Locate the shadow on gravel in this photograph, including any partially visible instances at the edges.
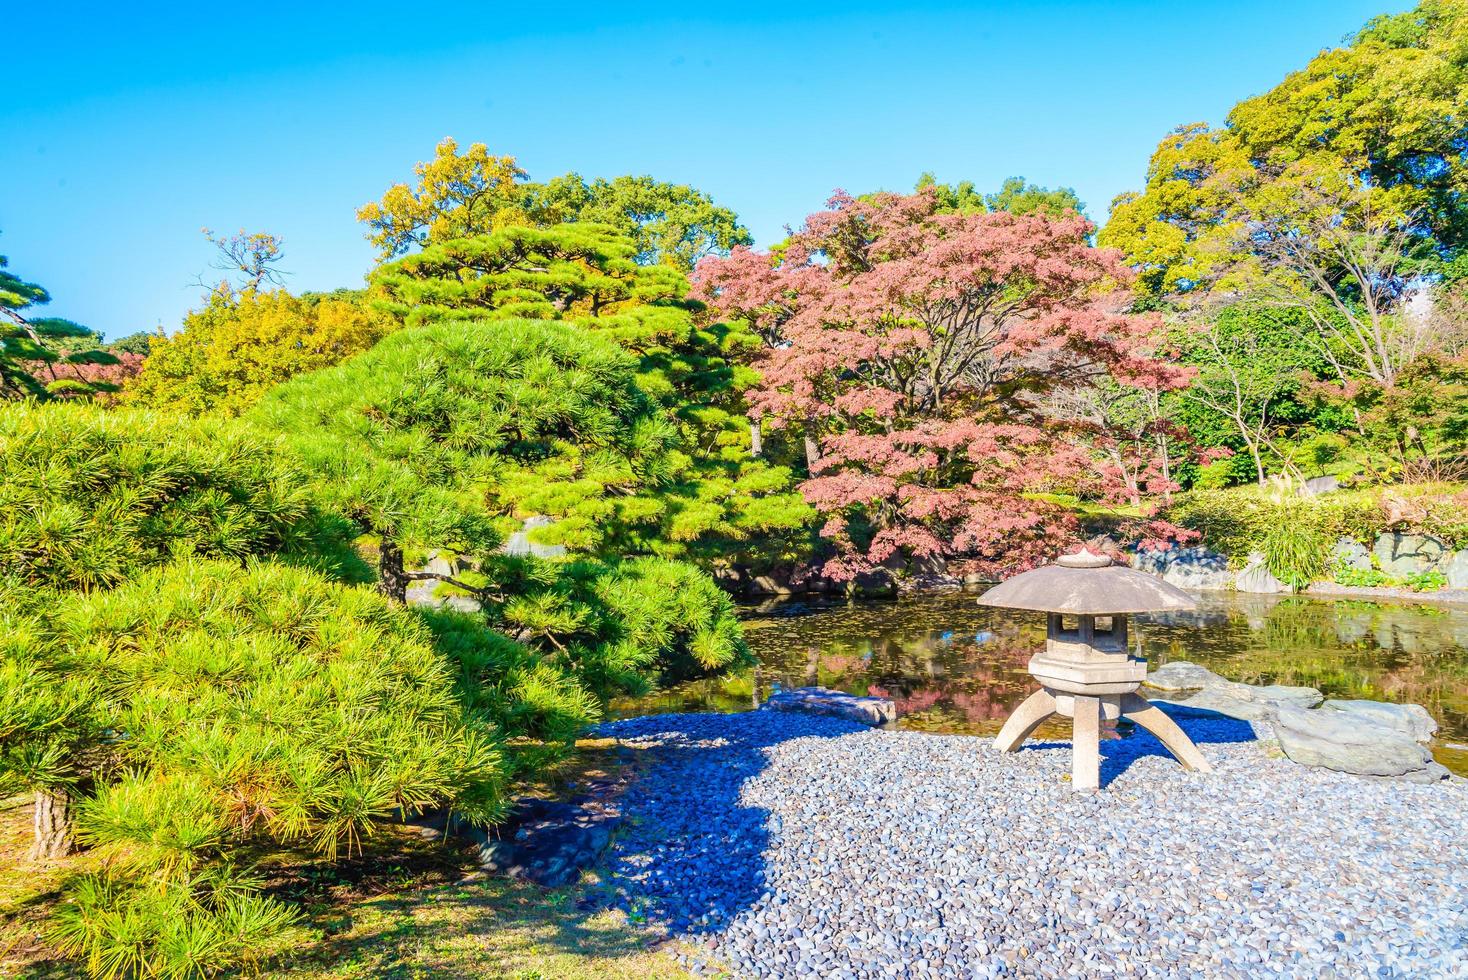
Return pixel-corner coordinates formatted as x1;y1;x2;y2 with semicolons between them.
1018;708;1258;788
595;712;863;936
1099;708;1258;787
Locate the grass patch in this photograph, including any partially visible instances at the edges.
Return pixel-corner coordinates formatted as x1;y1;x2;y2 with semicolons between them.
0;741;693;980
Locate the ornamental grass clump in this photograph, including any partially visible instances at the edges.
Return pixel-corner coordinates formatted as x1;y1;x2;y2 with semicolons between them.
1261;511;1331;590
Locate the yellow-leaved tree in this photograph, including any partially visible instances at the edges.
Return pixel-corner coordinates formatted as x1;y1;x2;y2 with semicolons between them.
128;287;397;416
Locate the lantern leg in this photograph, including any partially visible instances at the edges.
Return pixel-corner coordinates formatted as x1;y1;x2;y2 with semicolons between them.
1071;695;1101;792
994;688;1057;753
1120;693;1213;774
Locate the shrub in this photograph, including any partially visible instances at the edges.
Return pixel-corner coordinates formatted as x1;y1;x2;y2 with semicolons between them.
32;559;592;978
0;401;356;592
128;287;397;417
1164;488;1384;565
490;554;752;701
1330;564;1392;588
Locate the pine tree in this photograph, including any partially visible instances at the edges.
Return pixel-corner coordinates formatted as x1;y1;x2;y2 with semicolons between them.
369;223;814;571
1;253;121;401
248;317;679;602
41;559;593;978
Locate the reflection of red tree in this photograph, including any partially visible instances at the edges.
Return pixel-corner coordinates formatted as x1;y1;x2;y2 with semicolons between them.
821;652;866;675
868;685;945;714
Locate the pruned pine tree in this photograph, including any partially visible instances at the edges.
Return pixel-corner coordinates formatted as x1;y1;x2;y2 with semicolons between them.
369;223;813;570
44;559;593;979
248;317;679;602
0;402;353;593
1;253;121;401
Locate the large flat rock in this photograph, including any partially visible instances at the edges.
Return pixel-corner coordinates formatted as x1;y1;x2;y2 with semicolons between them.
1144;661;1323;715
763;687;895;726
1320;699;1438;743
1273;706;1449;783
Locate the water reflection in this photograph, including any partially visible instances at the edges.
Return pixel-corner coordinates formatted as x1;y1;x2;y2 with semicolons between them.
611;591;1468;774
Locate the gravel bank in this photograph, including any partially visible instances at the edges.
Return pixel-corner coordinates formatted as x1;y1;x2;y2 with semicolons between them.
596;710;1468;978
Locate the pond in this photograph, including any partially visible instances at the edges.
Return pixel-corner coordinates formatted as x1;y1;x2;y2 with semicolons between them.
613;591;1468;776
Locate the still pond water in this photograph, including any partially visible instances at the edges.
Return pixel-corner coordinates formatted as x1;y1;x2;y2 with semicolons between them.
614;591;1468;776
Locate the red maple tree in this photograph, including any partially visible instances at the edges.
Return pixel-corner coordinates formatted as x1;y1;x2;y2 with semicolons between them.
695;189;1191;579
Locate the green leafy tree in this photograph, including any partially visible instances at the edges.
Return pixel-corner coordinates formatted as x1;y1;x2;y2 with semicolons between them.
358;138;751;271
914;173;1084;216
356;138;529;260
523;172;752;271
1175;307;1319;485
1102;1;1468;300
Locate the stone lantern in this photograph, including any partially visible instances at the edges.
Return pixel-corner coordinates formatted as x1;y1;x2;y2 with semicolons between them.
977;549;1213;791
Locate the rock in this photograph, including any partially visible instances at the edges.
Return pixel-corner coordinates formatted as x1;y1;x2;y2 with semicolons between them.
763;687;895;726
1143;661;1322;722
476;798;619;888
502;515;567;559
1235;553;1291;594
1273;705;1446;781
1330;537;1373;573
1302;475;1340;496
422;549;463;578
1143;661;1219;692
749;574;795;596
1443;550;1468;589
1151;690;1282;725
442;594;483;614
1134;546;1232;591
1372;532;1447;578
852;569;898;597
1320;699;1438;743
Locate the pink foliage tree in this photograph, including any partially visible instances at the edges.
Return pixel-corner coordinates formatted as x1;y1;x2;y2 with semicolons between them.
695;189;1191;579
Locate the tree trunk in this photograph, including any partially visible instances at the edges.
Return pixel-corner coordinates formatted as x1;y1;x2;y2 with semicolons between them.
804;435;821;473
1158;433;1174;504
378;538;408;604
1243;436;1266;485
30;789;75;861
749;417;763;458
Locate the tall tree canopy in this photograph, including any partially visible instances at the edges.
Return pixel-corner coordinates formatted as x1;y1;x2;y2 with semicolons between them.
129;287;398;416
369;222;813;568
1102;0;1468;300
357;138;752;272
696;188;1187;578
915;173;1085;217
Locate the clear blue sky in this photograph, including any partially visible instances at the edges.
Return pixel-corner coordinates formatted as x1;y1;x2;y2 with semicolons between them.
3;0;1409;340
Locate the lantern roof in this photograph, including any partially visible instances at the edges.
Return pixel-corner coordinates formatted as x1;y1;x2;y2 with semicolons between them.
975;549;1198;615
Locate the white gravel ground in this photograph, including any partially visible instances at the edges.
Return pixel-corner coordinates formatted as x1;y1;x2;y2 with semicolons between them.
597;710;1468;979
